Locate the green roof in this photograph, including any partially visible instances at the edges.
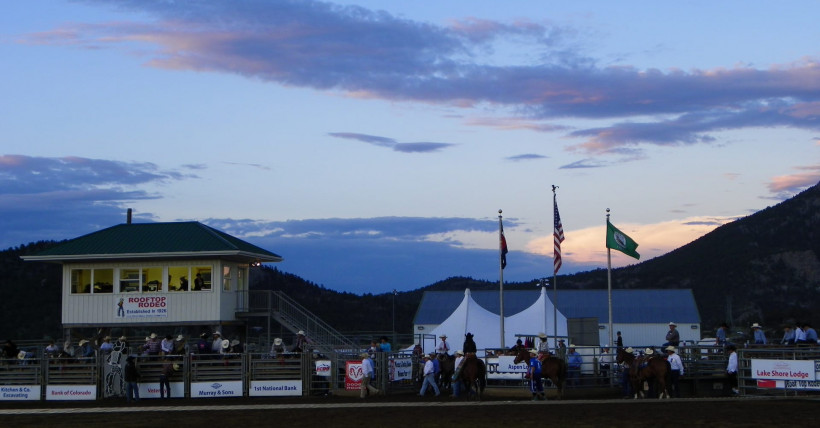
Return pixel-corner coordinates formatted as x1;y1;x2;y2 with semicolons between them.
22;222;283;263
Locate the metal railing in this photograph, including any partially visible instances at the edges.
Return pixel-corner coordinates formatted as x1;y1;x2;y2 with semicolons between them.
238;290;358;353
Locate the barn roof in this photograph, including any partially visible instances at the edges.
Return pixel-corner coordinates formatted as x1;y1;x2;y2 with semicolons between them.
413;289;700;325
21;221;283;263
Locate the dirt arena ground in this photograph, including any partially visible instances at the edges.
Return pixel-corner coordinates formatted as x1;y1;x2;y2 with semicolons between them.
2;390;818;428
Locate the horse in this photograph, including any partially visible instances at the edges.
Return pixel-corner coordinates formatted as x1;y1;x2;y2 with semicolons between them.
513;348;567;400
436;353;455;391
458;354;486;400
616;348;671;399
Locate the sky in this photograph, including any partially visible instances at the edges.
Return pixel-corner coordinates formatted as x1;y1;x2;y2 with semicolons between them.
1;0;818;294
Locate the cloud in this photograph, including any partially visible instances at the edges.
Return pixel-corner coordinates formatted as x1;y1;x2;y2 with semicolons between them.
0;154;192;247
506;154;547;161
525;215;737;267
328;132;455;153
559;159;606;169
768;166;820;194
24;1;820;152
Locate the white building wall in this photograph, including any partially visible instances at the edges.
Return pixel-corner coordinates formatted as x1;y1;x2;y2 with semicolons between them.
599;323;701;349
61;260;240;326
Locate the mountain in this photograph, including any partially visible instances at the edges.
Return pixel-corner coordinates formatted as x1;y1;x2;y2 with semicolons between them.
2;182;818;340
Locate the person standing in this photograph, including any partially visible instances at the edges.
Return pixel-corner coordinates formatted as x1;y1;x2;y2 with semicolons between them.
726;345;738;395
666;346;684;398
360;352;381;398
451;350;464;398
663;322;680;347
616;331;623;350
435;335;450;355
567;345;582;386
124;356;140;403
751;323;767;344
599;347;612;384
418;354;440;397
159;362;179;398
379;336;392;352
716;322;729;347
527;349;544;400
621;347;634;398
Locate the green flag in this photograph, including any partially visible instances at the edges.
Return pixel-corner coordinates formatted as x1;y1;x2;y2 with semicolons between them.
606;220;640;259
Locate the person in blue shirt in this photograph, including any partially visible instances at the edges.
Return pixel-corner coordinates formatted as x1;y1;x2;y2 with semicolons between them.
716;322;729;347
527;349;544;400
567;345;583;386
801;323;818;344
751;323;767;344
379;336;392;352
781;326;795;345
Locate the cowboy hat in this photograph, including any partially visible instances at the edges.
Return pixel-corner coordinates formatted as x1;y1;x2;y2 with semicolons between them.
172;363;180;371
625;347;634;353
645;348;654;355
528;349;538;355
273;338;283;346
176;334;184;342
150;333;157;339
751;322;762;328
665;346;676;352
360;352;370;358
213;331;221;336
119;336;127;341
568;344;576;348
668;322;677;327
17;350;26;360
455;350;464;356
297;331;305;335
103;336;111;341
537;332;547;339
423;354;431;359
221;339;230;349
79;339;89;346
439;334;447;338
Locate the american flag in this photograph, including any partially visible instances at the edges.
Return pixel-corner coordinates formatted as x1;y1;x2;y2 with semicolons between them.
500;220;509;269
553;195;565;274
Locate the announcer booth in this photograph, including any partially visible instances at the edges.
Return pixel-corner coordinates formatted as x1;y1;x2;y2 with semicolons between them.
23;220;283;338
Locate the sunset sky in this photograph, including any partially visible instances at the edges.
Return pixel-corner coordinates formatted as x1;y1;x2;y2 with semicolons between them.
2;1;818;293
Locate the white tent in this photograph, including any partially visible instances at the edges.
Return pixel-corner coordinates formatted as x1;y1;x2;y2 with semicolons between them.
505;287;568;348
425;289;500;353
424;288;569;355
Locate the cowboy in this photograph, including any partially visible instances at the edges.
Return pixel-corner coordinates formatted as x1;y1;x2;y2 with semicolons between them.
537;332;549;353
567;344;582;386
451;350;465;398
435;334;450;355
751;323;767;344
620;347;634;398
360;352;382;398
462;333;477;355
663;322;680;347
418;354;440;397
665;345;684;398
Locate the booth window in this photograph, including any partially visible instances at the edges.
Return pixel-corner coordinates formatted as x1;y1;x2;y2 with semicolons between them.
93;269;114;293
120;269;140;293
223;266;232;291
71;269;92;294
142;267;163;292
168;266;190;292
193;267;212;291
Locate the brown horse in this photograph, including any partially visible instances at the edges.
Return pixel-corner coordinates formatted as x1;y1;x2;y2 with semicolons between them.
616;348;671;399
458;354;486;400
436;353;455;391
513;348;567;400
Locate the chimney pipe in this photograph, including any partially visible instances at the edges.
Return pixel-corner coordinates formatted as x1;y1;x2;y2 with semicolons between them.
127;208;132;225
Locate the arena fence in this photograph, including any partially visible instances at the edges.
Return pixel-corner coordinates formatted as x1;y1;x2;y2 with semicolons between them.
2;344;817;401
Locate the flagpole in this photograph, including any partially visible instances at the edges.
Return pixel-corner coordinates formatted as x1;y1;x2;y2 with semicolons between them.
498;209;505;349
606;208;614;348
552;186;559;353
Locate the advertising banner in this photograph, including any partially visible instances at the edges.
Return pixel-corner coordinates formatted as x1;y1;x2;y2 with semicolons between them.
249;380;302;396
485;357;528;380
140;382;184;398
115;296;168;318
0;385;40;401
315;359;331;377
46;385;96;401
390;358;413;381
190;381;242;398
345;361;363;391
751;359;815;381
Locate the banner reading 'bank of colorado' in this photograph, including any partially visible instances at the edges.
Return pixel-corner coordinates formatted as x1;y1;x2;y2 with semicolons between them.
115;296;169;318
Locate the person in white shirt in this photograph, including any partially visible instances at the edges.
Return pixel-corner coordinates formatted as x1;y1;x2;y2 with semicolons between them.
665;346;684;397
726;344;738;395
451;350;465;398
599;347;612;384
418;354;440;397
435;335;450;355
360;352;381;398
